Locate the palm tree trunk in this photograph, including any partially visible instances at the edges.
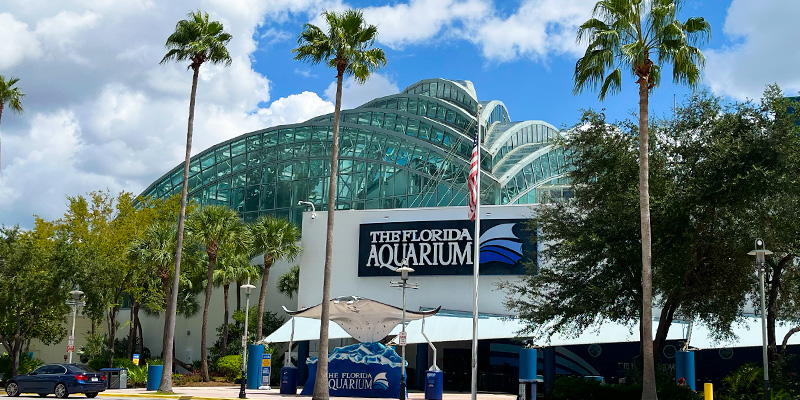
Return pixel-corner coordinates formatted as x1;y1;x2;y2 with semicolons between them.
236;279;242;311
160;63;200;393
201;249;217;382
1;103;4;174
256;257;273;341
161;276;173;362
313;65;345;400
222;283;230;357
638;79;657;400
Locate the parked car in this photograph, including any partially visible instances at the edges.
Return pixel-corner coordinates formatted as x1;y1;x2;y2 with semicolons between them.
5;364;106;398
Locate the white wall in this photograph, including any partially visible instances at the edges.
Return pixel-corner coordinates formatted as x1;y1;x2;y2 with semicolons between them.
297;204;534;316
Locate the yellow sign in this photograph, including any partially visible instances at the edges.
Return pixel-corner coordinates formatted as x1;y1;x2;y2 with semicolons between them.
132;358;139;365
262;357;271;367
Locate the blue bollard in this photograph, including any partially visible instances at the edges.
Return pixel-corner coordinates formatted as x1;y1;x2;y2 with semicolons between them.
247;344;265;389
424;370;443;400
279;366;298;394
146;365;163;391
676;350;696;391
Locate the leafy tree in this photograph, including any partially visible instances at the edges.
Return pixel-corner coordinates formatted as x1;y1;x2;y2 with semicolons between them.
249;216;301;341
293;10;386;399
573;1;710;396
187;205;250;381
0;225;75;376
55;191;156;368
213;247;258;357
278;265;300;299
0;75;24;174
504;89;798;393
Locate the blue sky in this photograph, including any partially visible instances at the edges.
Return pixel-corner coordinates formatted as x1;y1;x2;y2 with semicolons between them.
1;0;798;227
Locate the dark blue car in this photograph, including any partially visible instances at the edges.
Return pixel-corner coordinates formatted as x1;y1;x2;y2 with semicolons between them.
5;364;106;398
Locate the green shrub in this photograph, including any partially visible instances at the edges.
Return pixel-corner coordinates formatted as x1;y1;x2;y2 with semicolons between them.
126;365;147;387
553;375;700;400
88;358;106;371
0;353;43;381
113;358;137;370
215;355;242;382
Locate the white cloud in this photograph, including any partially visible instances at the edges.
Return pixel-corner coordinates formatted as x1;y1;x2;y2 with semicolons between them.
704;0;800;100
323;73;400;109
0;13;42;68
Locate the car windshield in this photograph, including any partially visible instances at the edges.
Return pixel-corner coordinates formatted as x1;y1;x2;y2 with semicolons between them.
69;364;97;373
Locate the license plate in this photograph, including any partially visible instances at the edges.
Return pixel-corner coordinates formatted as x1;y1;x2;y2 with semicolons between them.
91;378;98;382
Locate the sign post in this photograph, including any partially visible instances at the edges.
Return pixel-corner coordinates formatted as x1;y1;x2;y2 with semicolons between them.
259;353;271;390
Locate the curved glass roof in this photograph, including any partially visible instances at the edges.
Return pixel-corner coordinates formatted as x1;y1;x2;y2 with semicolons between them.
140;78;572;227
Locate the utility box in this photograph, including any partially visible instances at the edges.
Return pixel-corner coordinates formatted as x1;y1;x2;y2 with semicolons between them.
424;370;443;400
100;368;127;389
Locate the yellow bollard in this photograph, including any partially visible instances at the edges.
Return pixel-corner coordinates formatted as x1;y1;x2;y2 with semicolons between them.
704;383;713;400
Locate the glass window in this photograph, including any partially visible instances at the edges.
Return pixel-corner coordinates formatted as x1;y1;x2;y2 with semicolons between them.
398;98;408;112
295;126;311;142
201;153;215;170
216;159;231;178
264;131;278;146
407;98;418;114
232;174;246;188
245;186;260;212
294;160;309;179
248;151;261;166
231;140;246;156
276;182;292;207
418;123;430;140
311;127;327;141
384;113;396;131
231;187;244;212
247;135;261;152
344;113;357;124
260;183;275;209
278;163;293;181
395;116;407;133
371;112;384;128
278;128;293;144
406;120;418;137
386;98;397;109
246;168;261;185
231;155;246;173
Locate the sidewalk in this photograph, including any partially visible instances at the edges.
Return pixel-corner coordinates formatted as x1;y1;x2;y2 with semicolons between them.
100;386;516;400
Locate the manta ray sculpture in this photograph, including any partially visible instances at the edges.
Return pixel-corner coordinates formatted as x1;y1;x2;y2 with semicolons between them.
284;296;440;343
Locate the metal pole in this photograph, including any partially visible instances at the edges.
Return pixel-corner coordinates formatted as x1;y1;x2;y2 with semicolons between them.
240;290;250;399
68;302;77;363
400;276;407;400
471;106;482;400
759;264;770;400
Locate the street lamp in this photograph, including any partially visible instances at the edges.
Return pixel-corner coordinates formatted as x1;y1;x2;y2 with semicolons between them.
390;259;418;400
67;289;84;363
239;279;256;399
749;238;773;400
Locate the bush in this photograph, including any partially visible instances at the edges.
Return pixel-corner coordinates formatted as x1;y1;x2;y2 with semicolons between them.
215;355;242;382
0;353;43;382
113;358;137;370
553;376;700;400
126;365;147;387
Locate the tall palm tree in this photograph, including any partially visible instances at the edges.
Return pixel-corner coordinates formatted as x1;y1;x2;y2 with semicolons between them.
213;248;258;356
573;1;709;398
249;216;301;341
187;205;250;381
158;10;231;392
293;9;386;399
0;75;24;174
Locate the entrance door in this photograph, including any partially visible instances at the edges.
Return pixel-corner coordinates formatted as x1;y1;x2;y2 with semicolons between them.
443;348;471;392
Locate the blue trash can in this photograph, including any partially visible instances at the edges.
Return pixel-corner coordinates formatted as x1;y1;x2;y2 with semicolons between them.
146;365;163;391
424;369;443;400
280;366;298;394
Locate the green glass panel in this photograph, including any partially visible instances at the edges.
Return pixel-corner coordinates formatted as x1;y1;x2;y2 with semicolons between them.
260;183;275;209
384;113;396;131
436;106;446;120
418;101;427;116
311;126;326;141
344;113;357;124
248;151;261;166
201;168;215;185
427;102;437;118
407;120;418;137
247;135;261;152
295;126;311;142
386;98;397;109
264;131;278;146
278;163;293;181
261;164;276;183
418;123;430;140
358;112;371;125
395;116;407;133
371;112;383;128
245;186;260;212
232;174;246;188
339;159;353;174
398;98;407;112
294;160;309;179
190;159;201;175
276;182;292;207
263;148;277;163
201;153;215;170
216;146;231;162
231;140;246;157
407;97;418;114
294;143;310;158
231;187;244;212
217;188;229;205
310;159;326;178
311;143;326;157
279;145;293;161
247;167;261;186
232;155;246;173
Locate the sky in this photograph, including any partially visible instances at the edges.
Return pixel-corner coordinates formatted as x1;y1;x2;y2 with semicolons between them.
1;0;799;228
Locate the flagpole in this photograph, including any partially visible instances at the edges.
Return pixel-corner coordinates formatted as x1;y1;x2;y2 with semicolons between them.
471;105;482;400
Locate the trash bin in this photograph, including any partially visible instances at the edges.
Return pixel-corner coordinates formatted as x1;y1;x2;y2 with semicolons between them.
146;365;163;391
99;368;127;389
280;366;298;394
424;369;443;400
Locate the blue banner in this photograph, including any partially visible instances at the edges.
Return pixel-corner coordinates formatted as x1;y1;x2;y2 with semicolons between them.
301;343;402;397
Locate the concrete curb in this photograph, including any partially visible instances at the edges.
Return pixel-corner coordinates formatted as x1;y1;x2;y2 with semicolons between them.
97;392;243;400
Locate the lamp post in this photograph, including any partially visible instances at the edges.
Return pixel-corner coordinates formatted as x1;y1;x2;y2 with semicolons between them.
390;259;418;400
297;201;317;219
67;289;84;363
239;279;256;399
749;238;772;400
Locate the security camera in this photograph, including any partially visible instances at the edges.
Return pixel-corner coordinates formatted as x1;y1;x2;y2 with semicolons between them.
311;213;316;220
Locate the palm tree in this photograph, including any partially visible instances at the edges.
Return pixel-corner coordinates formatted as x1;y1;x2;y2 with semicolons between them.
573;1;709;398
187;205;250;381
128;221;177;359
0;75;24;174
293;9;386;399
213;248;258;356
249;216;301;341
158;10;231;392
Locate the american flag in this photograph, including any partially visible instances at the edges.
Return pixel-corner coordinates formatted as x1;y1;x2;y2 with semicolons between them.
468;123;479;221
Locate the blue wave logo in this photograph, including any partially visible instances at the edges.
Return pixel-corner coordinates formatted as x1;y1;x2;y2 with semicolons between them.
373;372;389;390
479;223;523;265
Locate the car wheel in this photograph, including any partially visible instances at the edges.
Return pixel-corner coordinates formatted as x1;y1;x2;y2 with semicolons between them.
84;394;97;399
5;382;20;397
39;394;49;397
54;383;69;399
